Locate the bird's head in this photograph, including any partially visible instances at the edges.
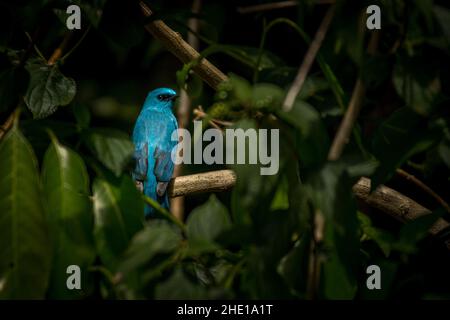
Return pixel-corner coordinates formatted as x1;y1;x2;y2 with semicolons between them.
144;87;178;110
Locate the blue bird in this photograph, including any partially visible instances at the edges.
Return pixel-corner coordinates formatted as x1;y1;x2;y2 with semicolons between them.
132;87;178;218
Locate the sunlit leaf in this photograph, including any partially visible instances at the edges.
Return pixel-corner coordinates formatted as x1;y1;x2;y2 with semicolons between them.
0;126;52;299
41;136;96;298
93;175;144;271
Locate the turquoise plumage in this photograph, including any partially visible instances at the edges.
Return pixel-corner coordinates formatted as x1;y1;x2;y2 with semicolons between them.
132;88;178;217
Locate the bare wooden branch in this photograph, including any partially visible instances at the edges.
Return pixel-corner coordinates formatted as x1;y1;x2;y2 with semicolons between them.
237;0;335;14
353;177;450;242
396;168;450;214
327;78;365;160
168;170;237;198
167;170;450;244
0;112;16;140
327;32;379;160
48;32;73;65
283;6;335;111
139;1;228;90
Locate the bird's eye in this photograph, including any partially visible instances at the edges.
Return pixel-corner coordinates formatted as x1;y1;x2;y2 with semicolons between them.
157;95;163;100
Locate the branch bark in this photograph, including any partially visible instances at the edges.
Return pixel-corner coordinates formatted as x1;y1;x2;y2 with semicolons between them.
139;1;228;90
167;170;450;247
168;170;236;198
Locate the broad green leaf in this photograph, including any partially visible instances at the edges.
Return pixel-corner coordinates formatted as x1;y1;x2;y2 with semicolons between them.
41;137;95;299
277;236;310;297
84;128;134;176
306;162;359;299
371;107;437;187
119;220;182;274
433;5;450;43
186;195;231;243
93;175;144;271
24;58;76;119
73;104;91;129
358;212;394;257
276;100;329;168
155;268;208;299
227;119;280;225
251;83;284;109
438;140;450;168
270;176;289;211
226;73;253;105
393;65;440;116
322;248;357;299
0;127;52;299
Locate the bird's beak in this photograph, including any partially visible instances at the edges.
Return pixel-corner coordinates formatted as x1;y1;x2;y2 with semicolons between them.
170;95;179;101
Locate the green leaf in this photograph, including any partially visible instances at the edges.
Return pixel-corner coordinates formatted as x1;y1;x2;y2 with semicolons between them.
371;107;437;187
393;64;440;116
0;126;52;299
73;104;91;129
251;83;284;109
438;134;450;168
155;268;208;299
41;137;96;298
358;212;394;257
433;5;450;43
306;162;359;299
277;236;310;297
227;119;280;225
227;73;253;105
322;248;357;299
276;100;329;168
270;176;289;211
93;175;144;271
24;58;76;119
119;220;182;274
84;128;134;176
186;195;231;243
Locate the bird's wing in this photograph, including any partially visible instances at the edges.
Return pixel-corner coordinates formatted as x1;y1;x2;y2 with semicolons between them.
133;143;148;182
153;146;174;197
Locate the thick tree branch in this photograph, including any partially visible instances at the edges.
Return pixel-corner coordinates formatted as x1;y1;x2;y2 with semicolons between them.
167;170;450;247
168;170;237;198
139;1;228;90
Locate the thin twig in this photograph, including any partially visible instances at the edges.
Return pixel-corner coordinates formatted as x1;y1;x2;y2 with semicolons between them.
193;107;233;128
237;0;335;14
171;0;203;221
327;31;379;160
306;30;379;298
0;112;16;140
283;5;335;111
48;32;74;65
396;168;450;214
